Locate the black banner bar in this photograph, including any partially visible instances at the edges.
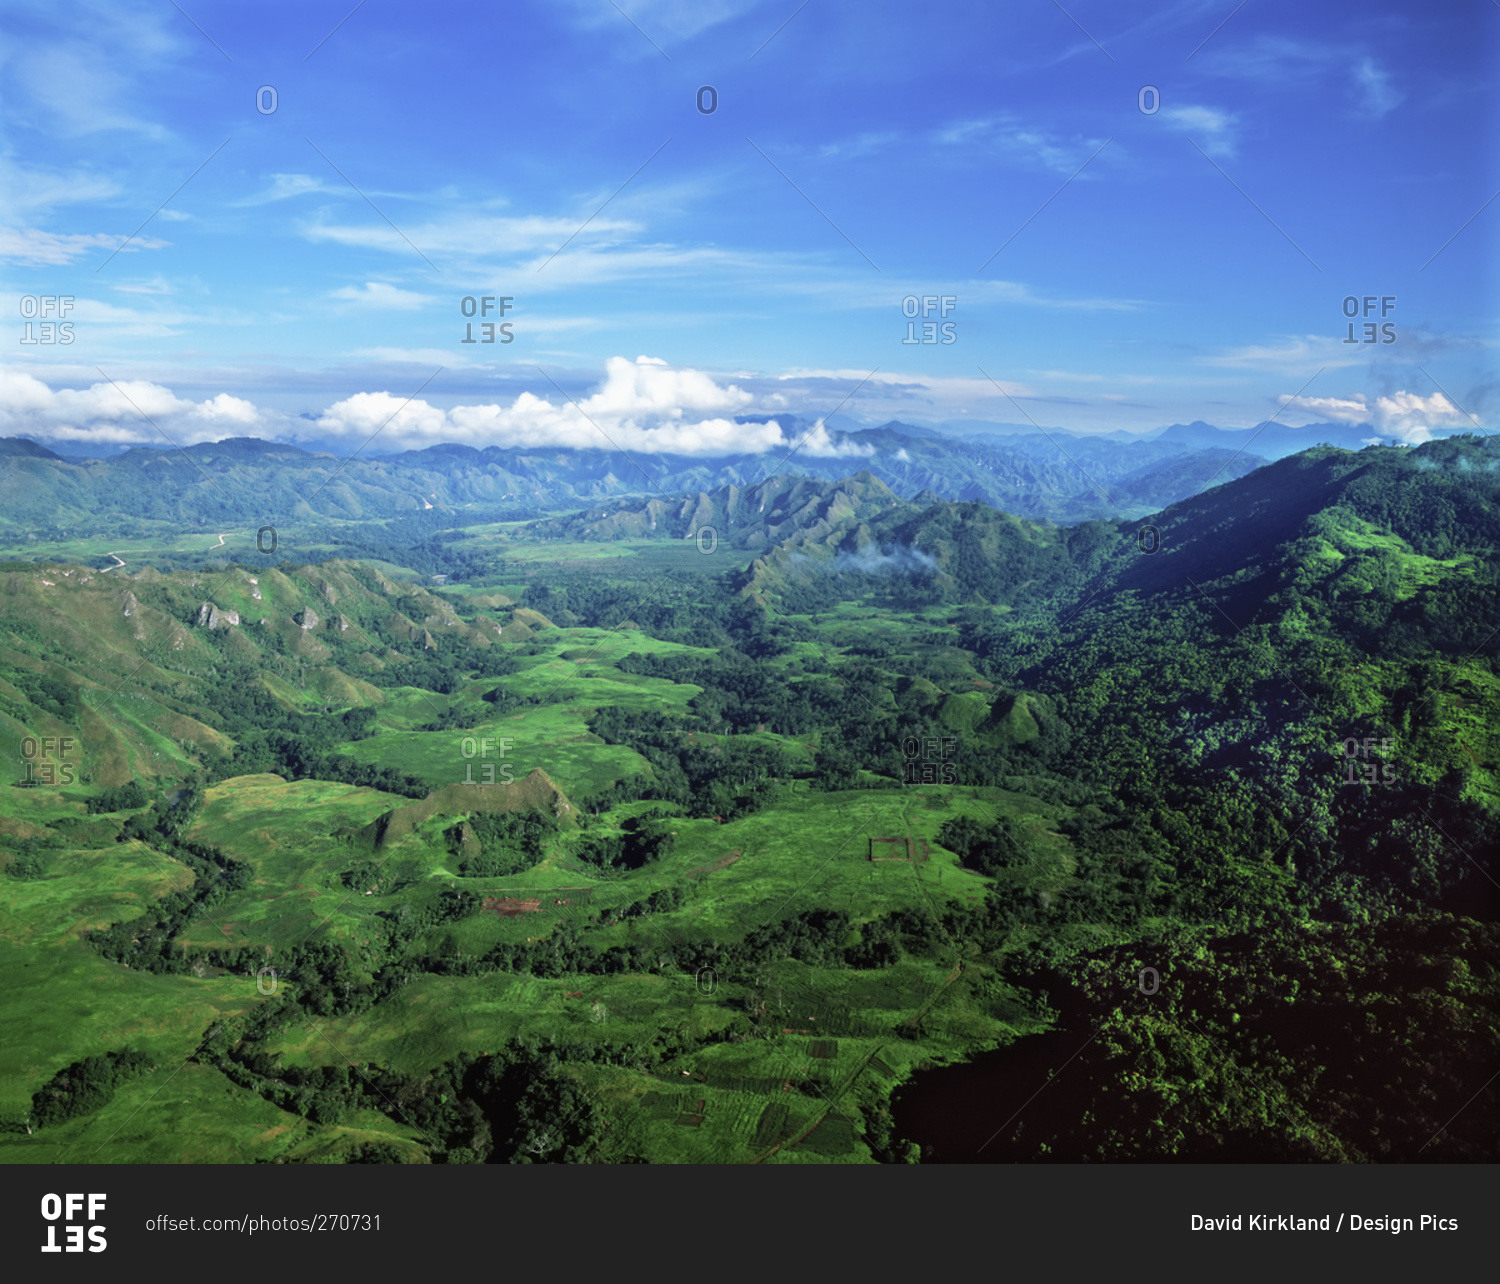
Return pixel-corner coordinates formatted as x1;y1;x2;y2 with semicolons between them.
1;1163;1489;1272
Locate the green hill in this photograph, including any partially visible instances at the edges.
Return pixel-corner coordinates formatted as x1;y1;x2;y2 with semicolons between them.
0;437;1493;1165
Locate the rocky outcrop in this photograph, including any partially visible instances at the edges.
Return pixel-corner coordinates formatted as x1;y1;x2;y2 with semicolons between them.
294;607;320;631
196;601;240;629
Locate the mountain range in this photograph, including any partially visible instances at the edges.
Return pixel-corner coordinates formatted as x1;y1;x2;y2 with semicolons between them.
0;414;1414;538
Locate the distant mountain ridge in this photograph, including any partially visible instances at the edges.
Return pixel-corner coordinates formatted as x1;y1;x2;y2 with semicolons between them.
0;412;1442;535
519;470;906;550
733;434;1500;625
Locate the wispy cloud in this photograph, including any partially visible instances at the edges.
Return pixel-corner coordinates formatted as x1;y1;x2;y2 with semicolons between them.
0;156;121;220
301;210;639;260
234;174;347;206
108;274;179;296
1197;35;1403;120
1159;104;1238;157
5;37;169;139
0;227;168;267
329;281;438;310
804;114;1115;176
815;132;903;161
932;114;1112;174
557;0;759;46
1351;56;1404;117
1201;334;1369;372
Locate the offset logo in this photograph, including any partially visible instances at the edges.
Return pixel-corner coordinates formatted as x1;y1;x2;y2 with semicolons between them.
902;735;957;785
900;295;957;345
460;736;515;785
459;295;514;345
19;295;75;345
19;735;76;787
1342;294;1396;345
40;1193;107;1253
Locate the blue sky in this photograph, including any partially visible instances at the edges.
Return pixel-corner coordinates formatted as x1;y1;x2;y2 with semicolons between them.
1;0;1494;454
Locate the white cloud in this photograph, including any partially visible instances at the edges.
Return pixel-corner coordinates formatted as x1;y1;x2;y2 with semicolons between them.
350;347;475;367
790;419;873;459
109;275;178;296
329;282;437;310
302;211;640;261
0;368;277;445
1351;56;1403;118
0;227;167;267
775;367;1041;403
1201;335;1368;372
235;173;343;205
385;355;783;455
0;156;120;220
316;389;450;442
307;357;879;456
1283;389;1475;443
760;276;1141;314
815;132;903;161
969;279;1141;312
1198;37;1403;120
0;359;876;458
302;207;793;295
1159;105;1238;158
556;0;757;44
6;38;169;138
932;114;1109;174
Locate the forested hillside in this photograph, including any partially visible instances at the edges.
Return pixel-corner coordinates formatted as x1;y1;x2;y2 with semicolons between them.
1;436;1493;1164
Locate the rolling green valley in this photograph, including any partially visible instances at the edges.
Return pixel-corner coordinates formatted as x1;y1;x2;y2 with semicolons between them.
1;435;1494;1165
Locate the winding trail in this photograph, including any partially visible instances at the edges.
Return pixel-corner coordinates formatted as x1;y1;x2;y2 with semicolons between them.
101;552;126;572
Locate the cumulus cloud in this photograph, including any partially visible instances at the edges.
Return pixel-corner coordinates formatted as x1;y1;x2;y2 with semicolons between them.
314;358;870;457
0;368;274;445
0;358;878;458
1285;389;1476;444
784;419;873;459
